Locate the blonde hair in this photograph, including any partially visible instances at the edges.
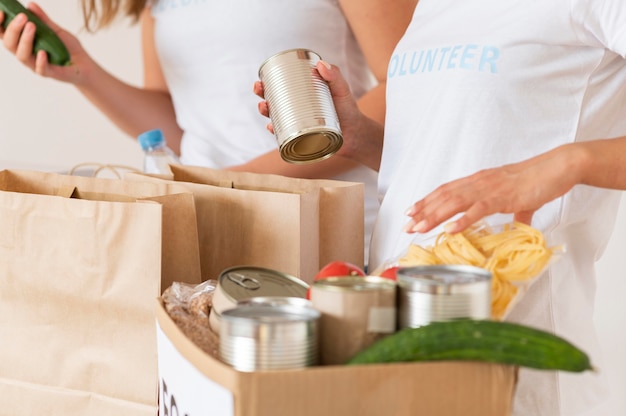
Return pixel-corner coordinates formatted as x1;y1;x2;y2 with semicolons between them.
80;0;148;31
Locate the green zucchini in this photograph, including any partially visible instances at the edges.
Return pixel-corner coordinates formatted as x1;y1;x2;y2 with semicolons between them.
0;0;70;66
346;319;593;373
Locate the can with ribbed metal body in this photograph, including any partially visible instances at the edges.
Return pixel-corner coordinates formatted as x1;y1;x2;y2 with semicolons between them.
258;48;343;164
219;303;320;371
397;265;492;329
209;266;309;333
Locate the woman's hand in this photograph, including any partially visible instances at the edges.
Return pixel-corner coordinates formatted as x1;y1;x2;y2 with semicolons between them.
254;60;384;171
403;143;588;234
252;79;274;134
1;2;91;84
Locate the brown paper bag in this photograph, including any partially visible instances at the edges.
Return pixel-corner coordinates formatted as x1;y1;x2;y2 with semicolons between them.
127;165;364;284
0;170;202;415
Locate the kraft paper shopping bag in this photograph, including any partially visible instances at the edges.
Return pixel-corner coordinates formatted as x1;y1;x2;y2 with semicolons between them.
127;165;364;284
0;170;202;415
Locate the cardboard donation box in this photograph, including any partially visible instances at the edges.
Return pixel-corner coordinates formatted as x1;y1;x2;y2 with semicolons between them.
127;165;365;284
156;299;518;416
0;170;203;415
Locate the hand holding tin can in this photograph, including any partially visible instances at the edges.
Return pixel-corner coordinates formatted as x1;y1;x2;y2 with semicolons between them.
258;48;343;164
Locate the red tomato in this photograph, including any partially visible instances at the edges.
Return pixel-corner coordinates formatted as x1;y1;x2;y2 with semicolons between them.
314;260;366;281
377;266;400;281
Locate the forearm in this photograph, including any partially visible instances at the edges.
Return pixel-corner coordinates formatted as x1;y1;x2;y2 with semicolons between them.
356;80;386;125
573;136;626;190
73;60;182;153
347;81;387;171
226;148;362;179
338;114;384;172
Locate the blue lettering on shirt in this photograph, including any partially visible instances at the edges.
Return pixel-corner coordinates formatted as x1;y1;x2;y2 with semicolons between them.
389;44;500;77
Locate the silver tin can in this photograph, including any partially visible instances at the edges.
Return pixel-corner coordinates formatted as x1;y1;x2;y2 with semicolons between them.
209;266;309;333
397;265;492;329
236;296;312;309
310;276;397;365
219;304;320;371
258;48;343;164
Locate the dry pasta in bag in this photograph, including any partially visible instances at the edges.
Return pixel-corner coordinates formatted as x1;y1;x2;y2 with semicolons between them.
387;221;563;320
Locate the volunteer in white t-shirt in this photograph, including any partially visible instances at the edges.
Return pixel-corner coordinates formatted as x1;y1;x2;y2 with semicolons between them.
258;0;626;413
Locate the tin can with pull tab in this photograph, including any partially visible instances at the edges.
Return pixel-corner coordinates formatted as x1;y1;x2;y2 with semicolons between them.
209;266;309;333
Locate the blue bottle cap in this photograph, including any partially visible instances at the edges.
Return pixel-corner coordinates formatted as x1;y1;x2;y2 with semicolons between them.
138;129;165;150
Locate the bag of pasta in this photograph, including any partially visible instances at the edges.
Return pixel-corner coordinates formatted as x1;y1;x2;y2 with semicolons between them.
374;220;563;320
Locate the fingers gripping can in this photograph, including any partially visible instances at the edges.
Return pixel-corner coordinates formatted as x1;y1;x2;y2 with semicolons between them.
258;48;343;164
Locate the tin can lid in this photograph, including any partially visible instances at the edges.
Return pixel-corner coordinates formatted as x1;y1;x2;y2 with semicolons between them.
397;265;492;292
218;266;309;303
280;129;343;164
258;48;321;78
312;276;396;292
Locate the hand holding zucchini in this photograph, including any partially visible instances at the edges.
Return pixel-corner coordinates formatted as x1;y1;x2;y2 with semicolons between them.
0;0;70;66
347;319;593;373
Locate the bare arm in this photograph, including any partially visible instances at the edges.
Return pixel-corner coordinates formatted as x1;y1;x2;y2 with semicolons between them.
403;136;626;234
139;8;183;154
338;0;418;124
75;8;182;153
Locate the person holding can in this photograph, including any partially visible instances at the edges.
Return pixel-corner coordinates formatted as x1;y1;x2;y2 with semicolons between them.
256;0;626;414
0;0;419;265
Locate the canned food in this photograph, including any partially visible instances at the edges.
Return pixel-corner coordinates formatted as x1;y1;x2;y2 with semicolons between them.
310;276;397;365
209;266;309;333
258;48;343;164
219;304;320;371
237;296;312;309
397;265;492;329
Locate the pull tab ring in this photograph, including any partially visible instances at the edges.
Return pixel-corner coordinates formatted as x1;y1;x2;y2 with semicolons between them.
227;272;261;290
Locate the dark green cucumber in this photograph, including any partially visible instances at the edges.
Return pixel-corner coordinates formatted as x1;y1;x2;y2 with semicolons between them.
0;0;70;66
347;319;593;373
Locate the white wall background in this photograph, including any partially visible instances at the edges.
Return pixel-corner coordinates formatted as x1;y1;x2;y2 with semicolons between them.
1;2;625;413
0;0;143;172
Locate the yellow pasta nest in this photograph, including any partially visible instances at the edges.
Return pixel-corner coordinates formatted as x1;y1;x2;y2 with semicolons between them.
398;221;556;319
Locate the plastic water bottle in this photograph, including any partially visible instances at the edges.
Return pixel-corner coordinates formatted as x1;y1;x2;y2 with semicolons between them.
137;129;181;175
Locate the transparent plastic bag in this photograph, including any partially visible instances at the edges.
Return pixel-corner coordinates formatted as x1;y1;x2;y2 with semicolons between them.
162;279;220;356
372;219;564;320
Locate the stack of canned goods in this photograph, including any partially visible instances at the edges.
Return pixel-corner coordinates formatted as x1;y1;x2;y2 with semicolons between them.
209;266;308;333
212;266;317;372
211;264;493;371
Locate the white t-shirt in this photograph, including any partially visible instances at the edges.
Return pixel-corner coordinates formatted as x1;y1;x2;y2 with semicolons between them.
375;0;626;414
150;0;379;262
